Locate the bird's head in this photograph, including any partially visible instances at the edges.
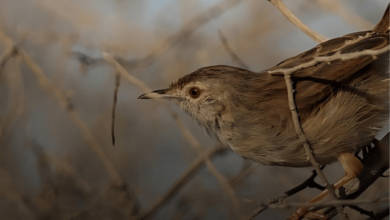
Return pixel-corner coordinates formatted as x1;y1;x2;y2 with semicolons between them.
138;65;251;135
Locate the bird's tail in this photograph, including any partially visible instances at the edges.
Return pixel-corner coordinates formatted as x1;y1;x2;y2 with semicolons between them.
374;4;389;33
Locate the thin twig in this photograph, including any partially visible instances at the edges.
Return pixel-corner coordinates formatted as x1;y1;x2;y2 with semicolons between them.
0;41;16;73
271;197;388;209
247;194;288;219
245;196;388;210
283;73;348;220
111;73;121;145
218;29;249;69
247;168;324;219
366;207;389;220
268;0;327;43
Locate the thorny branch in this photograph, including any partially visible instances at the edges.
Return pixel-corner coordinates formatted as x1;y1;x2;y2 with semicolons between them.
268;1;350;219
282;73;349;220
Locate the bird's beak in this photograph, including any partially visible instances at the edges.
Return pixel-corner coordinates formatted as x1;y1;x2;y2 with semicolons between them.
138;89;172;99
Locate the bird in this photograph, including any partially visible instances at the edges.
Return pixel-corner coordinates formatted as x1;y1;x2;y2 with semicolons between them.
138;5;389;179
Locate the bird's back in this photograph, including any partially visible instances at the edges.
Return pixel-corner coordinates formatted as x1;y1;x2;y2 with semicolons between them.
226;8;389;167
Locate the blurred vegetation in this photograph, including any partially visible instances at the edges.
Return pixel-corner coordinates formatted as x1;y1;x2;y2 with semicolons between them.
0;0;388;219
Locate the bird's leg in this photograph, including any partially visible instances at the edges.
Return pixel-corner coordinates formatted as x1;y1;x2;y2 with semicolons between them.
288;174;354;220
337;152;364;179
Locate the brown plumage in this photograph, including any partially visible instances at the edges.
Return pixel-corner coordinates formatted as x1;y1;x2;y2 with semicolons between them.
139;5;389;178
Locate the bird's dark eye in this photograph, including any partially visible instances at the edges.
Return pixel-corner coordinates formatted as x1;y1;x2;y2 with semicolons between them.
189;87;201;98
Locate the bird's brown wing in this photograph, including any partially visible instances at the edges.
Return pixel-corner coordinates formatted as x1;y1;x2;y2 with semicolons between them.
265;29;388;115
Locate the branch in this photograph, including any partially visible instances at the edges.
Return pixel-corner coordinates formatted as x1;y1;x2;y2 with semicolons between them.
300;134;390;219
272;197;388;209
247;168;324;219
269;0;327;43
283;72;348;220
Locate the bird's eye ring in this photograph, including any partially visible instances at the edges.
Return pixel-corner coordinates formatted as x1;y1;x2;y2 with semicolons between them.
189;87;201;99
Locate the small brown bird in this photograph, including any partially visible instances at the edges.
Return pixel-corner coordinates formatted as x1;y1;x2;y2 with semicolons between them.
139;6;389;179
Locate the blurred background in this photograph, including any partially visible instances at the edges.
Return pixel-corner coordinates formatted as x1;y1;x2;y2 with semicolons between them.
0;0;388;219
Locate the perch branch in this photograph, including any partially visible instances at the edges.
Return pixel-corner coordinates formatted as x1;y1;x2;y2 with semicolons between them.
283;73;349;220
297;134;390;219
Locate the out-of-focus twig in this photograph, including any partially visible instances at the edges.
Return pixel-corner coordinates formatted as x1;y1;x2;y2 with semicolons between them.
136;145;226;220
72;0;247;70
111;73;121;145
247;168;324;219
0;30;125;187
230;160;255;187
0;37;16;73
315;0;373;30
1;57;25;138
218;29;249;69
268;0;327;43
126;0;246;70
